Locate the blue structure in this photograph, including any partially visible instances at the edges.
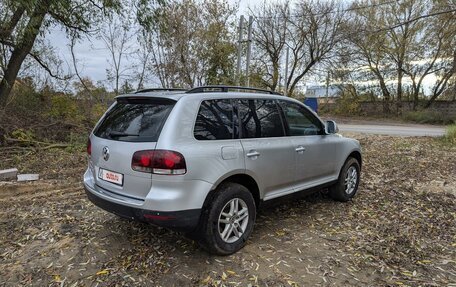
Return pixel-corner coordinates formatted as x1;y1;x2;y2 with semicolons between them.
304;97;318;113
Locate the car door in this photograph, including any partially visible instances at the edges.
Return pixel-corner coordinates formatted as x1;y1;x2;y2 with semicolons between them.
238;99;295;200
190;98;245;184
278;100;337;191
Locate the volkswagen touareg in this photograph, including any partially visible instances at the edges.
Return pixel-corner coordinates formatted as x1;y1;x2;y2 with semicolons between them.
83;86;362;255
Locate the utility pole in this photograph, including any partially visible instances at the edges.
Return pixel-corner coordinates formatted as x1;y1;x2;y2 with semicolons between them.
245;16;253;87
284;46;289;96
236;16;244;86
325;70;330;105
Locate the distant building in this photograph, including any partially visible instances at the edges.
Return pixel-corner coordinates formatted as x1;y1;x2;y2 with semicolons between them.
305;85;342;98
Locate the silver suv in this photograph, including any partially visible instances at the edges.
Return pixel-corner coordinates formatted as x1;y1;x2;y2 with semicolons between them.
83;86;362;255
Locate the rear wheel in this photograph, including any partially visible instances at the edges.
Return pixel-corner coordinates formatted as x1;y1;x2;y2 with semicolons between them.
329;157;360;202
197;182;256;255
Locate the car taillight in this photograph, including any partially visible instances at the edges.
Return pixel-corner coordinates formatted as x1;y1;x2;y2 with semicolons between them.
132;150;186;175
87;138;91;156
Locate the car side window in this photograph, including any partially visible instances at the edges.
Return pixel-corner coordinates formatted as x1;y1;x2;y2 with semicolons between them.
194;99;237;140
279;100;323;136
238;99;284;138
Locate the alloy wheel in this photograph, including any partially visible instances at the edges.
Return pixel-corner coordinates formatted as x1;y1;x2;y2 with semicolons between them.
218;198;249;243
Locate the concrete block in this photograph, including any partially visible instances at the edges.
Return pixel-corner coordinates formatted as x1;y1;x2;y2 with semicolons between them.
0;168;18;181
17;174;39;182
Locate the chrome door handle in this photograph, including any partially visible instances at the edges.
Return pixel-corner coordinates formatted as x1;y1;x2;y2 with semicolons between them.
295;146;306;152
246;151;260;157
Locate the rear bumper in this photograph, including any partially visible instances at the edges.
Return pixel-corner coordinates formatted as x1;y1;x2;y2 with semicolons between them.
84;185;201;233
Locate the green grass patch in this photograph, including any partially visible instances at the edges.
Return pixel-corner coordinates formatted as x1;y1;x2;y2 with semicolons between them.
445;124;456;145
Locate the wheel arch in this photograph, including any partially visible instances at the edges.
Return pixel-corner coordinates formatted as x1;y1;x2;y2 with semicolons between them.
348;150;362;170
204;173;261;210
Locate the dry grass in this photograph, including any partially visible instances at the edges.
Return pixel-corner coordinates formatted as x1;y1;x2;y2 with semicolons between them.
0;134;455;286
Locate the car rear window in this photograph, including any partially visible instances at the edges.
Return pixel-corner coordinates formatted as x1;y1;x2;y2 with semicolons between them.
93;98;175;142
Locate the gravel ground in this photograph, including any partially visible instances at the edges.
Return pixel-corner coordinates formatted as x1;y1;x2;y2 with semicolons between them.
0;134;455;286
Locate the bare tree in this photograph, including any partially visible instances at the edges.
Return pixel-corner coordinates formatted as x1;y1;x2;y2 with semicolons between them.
286;0;346;96
140;0;237;88
70;34;92;97
131;32;153;90
251;2;290;91
251;0;346;96
99;16;134;96
383;0;429;113
347;2;395;112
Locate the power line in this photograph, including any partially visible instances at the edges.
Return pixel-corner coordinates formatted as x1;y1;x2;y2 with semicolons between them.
253;0;401;20
375;8;456;32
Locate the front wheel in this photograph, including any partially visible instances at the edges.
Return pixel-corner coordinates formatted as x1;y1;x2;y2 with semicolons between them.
197;182;256;255
329;157;361;202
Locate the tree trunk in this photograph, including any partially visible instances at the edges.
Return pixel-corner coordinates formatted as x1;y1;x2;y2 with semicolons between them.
412;90;419;110
396;67;403;115
288;61;315;97
0;1;48;107
271;60;279;91
379;80;391;114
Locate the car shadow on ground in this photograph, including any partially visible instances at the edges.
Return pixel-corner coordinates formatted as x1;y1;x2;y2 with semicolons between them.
111;187;335;254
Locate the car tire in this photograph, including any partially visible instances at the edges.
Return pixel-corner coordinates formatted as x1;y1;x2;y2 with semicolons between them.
197;182;256;255
329;157;361;202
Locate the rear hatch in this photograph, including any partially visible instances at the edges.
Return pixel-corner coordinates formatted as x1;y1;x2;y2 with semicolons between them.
89;97;175;200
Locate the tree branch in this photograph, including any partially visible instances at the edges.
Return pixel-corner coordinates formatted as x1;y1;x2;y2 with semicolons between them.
0;6;26;40
29;52;71;81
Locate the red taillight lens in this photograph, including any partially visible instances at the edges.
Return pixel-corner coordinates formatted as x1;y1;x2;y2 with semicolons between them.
87;138;92;156
131;150;186;175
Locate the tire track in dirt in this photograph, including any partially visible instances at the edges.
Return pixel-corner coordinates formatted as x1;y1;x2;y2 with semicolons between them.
0;182;82;201
0;182;84;220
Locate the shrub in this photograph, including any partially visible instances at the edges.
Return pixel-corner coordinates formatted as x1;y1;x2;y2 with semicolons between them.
333;94;361;116
403;110;455;125
8;79;44;114
90;103;107;125
48;95;84;125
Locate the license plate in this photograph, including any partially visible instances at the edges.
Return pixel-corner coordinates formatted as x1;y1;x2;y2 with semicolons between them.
98;168;123;186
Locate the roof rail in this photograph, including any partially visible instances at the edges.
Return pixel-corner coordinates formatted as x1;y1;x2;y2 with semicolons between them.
135;88;188;94
186;85;282;95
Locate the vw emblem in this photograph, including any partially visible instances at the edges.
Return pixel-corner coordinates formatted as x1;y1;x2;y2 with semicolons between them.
102;146;110;161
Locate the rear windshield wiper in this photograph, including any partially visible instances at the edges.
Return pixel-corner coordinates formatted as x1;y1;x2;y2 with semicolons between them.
109;131;139;138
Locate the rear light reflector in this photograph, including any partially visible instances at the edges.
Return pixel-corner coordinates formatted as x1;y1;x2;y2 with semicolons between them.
131;150;186;175
87;138;92;156
143;214;175;221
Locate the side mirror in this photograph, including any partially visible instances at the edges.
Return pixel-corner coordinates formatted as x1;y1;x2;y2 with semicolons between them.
325;120;339;134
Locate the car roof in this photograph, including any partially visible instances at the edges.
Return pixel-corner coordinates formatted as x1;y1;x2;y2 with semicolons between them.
116;90;289;102
116;91;187;101
116;85;290;101
116;92;287;101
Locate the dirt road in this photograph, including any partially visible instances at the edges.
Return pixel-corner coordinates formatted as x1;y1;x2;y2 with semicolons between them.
338;124;445;137
1;135;455;286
